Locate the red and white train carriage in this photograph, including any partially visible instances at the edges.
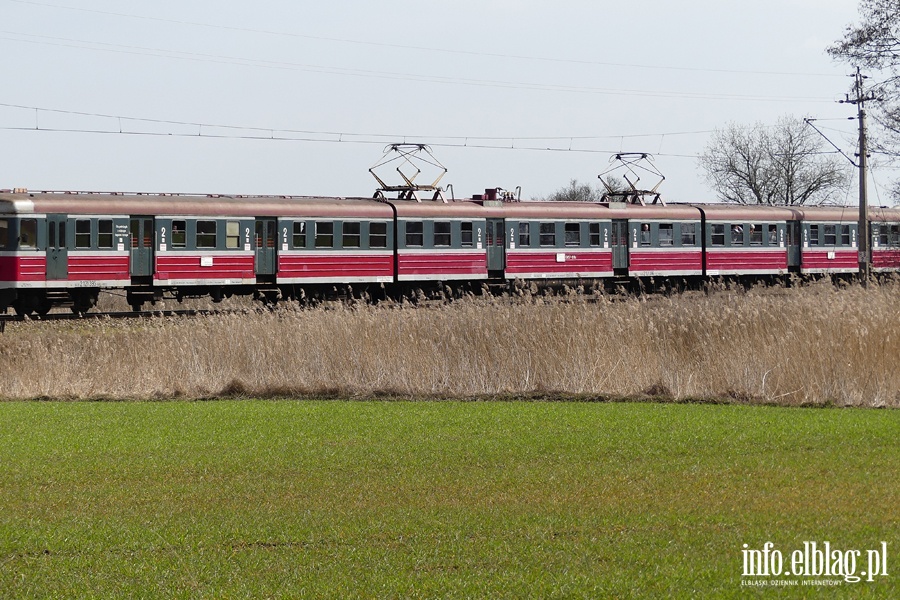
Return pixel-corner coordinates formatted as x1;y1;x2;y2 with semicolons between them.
1;187;899;315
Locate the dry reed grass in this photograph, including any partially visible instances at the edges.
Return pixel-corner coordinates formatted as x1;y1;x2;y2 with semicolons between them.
1;280;898;406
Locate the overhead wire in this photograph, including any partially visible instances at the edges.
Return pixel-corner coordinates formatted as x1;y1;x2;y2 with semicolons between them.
0;101;718;142
0;125;703;159
0;101;863;162
0;31;836;103
5;0;847;79
0;0;884;200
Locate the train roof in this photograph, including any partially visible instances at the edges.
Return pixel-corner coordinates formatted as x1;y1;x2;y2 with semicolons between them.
393;200;703;219
2;189;899;222
695;204;798;220
681;203;900;222
0;191;393;218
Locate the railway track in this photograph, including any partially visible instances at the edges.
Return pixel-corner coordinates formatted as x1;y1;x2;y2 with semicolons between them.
0;308;250;331
0;280;841;332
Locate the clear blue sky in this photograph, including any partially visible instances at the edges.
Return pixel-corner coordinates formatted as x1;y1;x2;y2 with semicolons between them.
0;0;881;203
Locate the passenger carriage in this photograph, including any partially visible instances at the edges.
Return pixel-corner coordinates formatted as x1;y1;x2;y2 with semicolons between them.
698;205;794;276
617;205;704;277
0;191;399;313
792;207;860;275
393;201;490;282
870;206;900;272
498;202;617;280
1;186;898;315
271;199;394;286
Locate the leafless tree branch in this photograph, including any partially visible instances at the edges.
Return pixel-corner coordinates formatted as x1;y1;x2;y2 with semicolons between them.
699;117;848;205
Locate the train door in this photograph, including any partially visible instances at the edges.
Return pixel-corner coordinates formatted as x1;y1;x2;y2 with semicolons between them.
787;220;801;270
255;218;277;276
611;219;629;272
129;217;154;277
485;218;505;274
46;214;68;281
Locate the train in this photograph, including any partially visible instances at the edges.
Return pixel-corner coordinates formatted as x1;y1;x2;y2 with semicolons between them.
0;185;899;315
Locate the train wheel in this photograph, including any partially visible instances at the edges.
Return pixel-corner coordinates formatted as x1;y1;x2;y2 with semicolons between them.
12;296;50;317
70;290;98;316
12;299;32;317
256;290;279;308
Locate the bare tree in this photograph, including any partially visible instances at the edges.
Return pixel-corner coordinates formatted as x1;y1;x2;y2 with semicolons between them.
829;0;900;187
829;0;900;67
829;0;900;149
542;177;625;202
699;116;849;205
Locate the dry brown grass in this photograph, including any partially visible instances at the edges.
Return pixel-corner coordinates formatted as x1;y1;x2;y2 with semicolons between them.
2;280;899;406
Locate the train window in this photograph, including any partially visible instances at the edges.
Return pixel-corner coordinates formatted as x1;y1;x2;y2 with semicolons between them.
0;219;7;248
460;222;473;247
434;221;451;247
824;225;837;246
266;220;276;248
75;219;91;249
731;224;744;245
197;220;217;249
130;219;139;248
640;224;651;246
809;225;820;246
659;224;674;246
369;222;387;248
768;225;778;246
518;222;531;247
841;225;851;246
405;221;423;247
343;222;361;248
315;222;334;248
226;221;240;249
19;219;37;248
682;223;696;246
589;223;601;247
172;221;186;248
564;223;580;247
293;222;306;248
749;224;762;246
878;224;889;247
711;224;725;246
98;220;113;249
539;222;555;247
891;225;900;247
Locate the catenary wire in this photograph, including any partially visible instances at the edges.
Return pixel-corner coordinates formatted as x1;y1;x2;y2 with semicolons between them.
5;0;847;79
0;32;837;103
0;125;705;158
0;101;720;141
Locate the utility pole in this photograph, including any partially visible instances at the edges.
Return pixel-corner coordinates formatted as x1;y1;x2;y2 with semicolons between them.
841;68;878;283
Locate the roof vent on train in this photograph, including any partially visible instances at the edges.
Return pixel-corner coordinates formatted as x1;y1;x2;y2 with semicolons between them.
598;153;666;206
370;143;452;203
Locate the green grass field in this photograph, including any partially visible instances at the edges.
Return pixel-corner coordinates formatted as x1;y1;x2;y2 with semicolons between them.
0;401;896;598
